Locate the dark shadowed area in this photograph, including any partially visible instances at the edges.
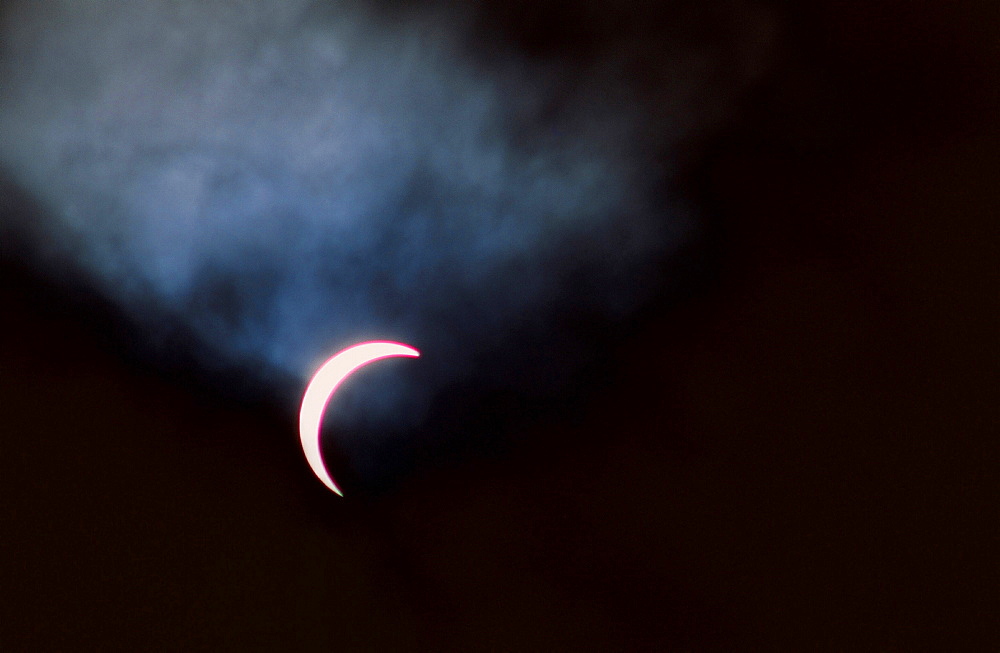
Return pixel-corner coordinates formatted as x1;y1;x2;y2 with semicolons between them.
2;0;997;650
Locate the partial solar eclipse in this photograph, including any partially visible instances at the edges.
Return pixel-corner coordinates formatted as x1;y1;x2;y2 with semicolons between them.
298;341;420;496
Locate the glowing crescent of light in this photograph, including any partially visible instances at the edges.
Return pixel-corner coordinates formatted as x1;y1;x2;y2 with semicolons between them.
298;341;420;496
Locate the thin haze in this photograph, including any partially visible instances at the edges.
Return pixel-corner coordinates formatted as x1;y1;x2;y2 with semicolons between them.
0;0;771;482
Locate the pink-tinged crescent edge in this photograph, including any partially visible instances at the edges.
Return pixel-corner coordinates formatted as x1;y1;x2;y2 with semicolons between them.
298;341;420;496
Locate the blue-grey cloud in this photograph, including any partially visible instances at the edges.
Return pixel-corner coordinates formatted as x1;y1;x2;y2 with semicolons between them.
0;0;772;483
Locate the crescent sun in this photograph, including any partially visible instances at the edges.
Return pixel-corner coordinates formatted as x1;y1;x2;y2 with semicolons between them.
298;341;420;496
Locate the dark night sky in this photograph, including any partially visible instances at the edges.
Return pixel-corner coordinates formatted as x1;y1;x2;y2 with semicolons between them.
2;0;998;650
